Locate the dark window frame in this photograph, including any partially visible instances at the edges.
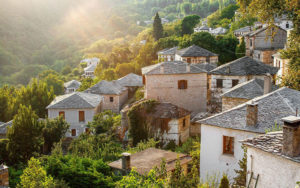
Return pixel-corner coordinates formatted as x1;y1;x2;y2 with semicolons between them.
223;136;234;155
110;96;114;102
232;79;239;87
178;80;188;90
216;79;223;88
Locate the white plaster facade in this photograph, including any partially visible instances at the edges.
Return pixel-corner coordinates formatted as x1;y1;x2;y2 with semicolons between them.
144;73;207;112
246;147;300;188
158;54;175;62
102;90;128;113
273;54;289;84
48;108;100;137
200;124;257;182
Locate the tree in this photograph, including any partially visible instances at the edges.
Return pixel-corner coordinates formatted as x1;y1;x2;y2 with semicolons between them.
168;158;186;187
18;157;55;188
88;110;120;134
41;117;70;154
219;174;230;188
181;15;201;35
40;73;64;95
234;146;247;186
7;105;44;164
77;78;94;91
153;13;164;41
235;37;246;58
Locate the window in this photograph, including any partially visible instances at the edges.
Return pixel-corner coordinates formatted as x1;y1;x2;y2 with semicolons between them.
143;75;146;85
110;97;114;102
286;22;289;29
183;118;186;127
79;111;85;122
250;39;253;47
232;80;239;87
223;136;234;155
216;79;223;88
187;58;191;63
206;56;210;63
71;129;77;137
178;80;188;89
258;53;260;60
59;111;65;119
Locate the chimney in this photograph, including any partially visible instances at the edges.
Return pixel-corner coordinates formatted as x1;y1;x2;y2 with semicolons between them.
122;152;131;171
281;116;300;157
246;101;258;126
160;65;164;74
264;74;272;95
186;64;191;72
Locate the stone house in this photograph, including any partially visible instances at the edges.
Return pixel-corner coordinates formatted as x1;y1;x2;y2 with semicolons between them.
209;56;278;112
0;164;9;187
81;58;100;78
245;26;287;65
209;27;227;36
272;52;289;84
85;80;128;113
142;61;208;112
116;73;143;97
194;25;210;33
64;80;81;94
233;26;253;40
221;77;278;111
198;87;300;182
241;116;300;188
121;100;191;145
109;148;192;175
175;45;218;64
157;47;178;62
46;92;103;137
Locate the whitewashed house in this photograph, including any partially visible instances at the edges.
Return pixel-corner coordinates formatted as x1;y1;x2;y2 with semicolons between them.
198;87;300;182
46;92;102;137
64;80;81;94
210;27;227;36
272;52;289;84
241;116;300;187
82;58;100;78
85;80;128;113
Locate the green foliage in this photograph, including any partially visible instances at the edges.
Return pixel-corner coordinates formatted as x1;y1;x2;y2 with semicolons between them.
127;138;159;154
127;100;157;146
153;13;164;41
233;146;247;187
281;69;300;91
132;87;144;102
265;122;282;133
7;105;44;164
181;15;201;35
41;117;70;154
39;71;65;95
0;139;9;164
9;166;24;188
77;78;94;92
88;110;121;135
43;154;115;188
235;37;246;58
18;157;55;188
169;158;186;187
219;174;230;188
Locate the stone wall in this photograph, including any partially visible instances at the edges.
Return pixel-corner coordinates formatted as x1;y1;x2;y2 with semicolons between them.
222;97;249;111
175;56;218;64
145;73;207;112
102;90;128;113
0;167;9;187
246;147;300;188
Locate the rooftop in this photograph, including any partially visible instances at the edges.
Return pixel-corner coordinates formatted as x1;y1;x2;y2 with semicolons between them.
149;102;191;119
116;73;143;87
210;27;227;34
109;148;192;175
142;61;208;75
84;64;97;72
241;131;300;163
210;56;278;76
46;92;102;109
247;26;286;37
158;47;178;55
234;26;252;33
85;80;127;95
64;80;81;89
221;78;278;99
176;45;217;57
199;87;300;133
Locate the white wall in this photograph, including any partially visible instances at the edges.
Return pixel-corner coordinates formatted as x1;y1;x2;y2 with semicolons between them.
48;108;96;137
200;124;257;182
247;147;300;188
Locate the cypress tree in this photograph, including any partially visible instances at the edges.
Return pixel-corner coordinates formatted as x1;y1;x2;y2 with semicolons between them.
219;174;230;188
153;12;163;41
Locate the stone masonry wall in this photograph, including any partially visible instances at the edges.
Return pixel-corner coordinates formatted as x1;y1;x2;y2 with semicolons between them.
222;97;249;111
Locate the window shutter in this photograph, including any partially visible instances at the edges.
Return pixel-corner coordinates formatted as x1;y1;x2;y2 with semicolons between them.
223;136;226;153
79;111;85;122
184;80;188;89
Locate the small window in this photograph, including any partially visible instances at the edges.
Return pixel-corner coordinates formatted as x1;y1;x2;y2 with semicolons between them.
223;136;234;155
286;22;289;29
110;96;114;102
187;58;191;63
71;129;77;137
216;79;223;88
178;80;188;89
59;111;65;119
250;39;253;47
183;118;186;127
232;80;239;87
258;53;260;60
79;111;85;122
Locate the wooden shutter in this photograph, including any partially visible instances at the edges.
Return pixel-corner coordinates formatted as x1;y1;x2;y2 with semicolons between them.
143;75;146;85
59;111;65;119
184;80;188;89
230;137;234;155
223;136;226;154
79;111;85;122
71;129;76;136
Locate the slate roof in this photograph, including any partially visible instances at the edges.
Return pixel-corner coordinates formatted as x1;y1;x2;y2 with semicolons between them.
85;80;127;95
158;47;178;55
241;131;300;163
46;92;102;109
210;56;278;76
199;87;300;133
0;120;12;135
149;102;191;119
142;61;208;75
84;64;97;72
176;45;217;57
221;78;278;99
234;26;252;33
116;73;143;87
195;62;217;72
199;25;209;30
109;148;192;175
210;27;227;34
64;80;81;89
247;26;286;37
80;57;100;64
